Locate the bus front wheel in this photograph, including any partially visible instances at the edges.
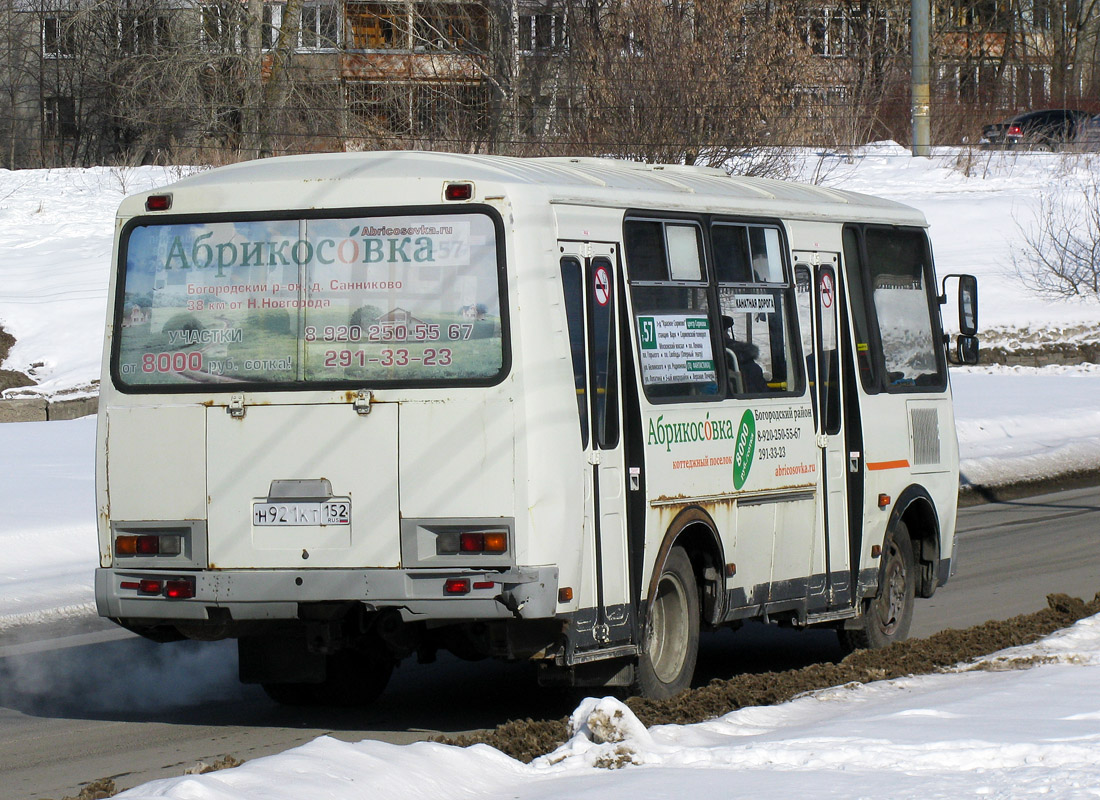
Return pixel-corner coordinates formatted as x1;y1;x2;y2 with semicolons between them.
634;546;700;699
840;522;916;652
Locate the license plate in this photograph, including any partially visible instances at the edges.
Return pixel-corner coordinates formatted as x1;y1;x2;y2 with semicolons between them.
252;499;351;526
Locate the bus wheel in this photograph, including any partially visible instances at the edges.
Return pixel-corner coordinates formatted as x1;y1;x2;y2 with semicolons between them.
840;522;916;652
262;648;394;707
634;546;699;699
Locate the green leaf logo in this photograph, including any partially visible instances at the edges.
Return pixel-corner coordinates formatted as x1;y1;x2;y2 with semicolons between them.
733;409;756;490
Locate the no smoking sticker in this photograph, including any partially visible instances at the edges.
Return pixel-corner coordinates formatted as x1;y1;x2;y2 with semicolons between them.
820;272;835;309
594;266;611;306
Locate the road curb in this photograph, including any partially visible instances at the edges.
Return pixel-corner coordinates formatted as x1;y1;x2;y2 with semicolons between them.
959;466;1100;507
0;395;98;422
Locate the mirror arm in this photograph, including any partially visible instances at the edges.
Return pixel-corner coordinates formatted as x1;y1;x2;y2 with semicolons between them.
939;272;969;304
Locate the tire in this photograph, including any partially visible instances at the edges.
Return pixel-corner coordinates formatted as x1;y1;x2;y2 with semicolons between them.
839;522;916;653
634;546;700;699
263;647;394;707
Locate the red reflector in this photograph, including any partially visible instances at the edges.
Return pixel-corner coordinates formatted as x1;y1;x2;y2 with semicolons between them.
165;579;194;599
444;578;470;595
473;581;495;590
120;581;140;590
444;182;473;201
145;194;172;211
459;533;484;552
139;579;162;594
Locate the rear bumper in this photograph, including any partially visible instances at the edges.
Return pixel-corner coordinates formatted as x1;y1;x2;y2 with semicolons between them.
95;565;559;624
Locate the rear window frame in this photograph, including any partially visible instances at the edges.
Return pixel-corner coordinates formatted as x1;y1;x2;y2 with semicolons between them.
109;203;511;394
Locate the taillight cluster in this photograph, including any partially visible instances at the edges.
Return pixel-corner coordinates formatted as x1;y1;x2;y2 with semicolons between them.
115;533;182;557
119;576;195;599
443;578;496;595
437;530;508;555
1008;124;1023;136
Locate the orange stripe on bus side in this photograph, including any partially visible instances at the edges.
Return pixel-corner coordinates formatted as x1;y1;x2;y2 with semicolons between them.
866;459;911;471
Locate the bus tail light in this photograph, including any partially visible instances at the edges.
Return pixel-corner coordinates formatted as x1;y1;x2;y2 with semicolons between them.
165;578;195;599
145;193;172;211
444;182;473;201
444;578;470;595
116;533;182;557
120;577;194;598
457;531;508;554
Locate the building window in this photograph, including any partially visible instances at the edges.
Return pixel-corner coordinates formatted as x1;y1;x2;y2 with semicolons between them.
347;2;405;49
1030;0;1053;29
201;3;242;50
120;13;172;52
800;7;849;57
263;2;280;49
43;96;77;138
301;2;339;49
417;3;489;52
519;11;565;52
938;0;1010;30
43;15;75;57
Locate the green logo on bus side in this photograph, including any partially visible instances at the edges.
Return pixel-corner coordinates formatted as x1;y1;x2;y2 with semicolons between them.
733;409;756;490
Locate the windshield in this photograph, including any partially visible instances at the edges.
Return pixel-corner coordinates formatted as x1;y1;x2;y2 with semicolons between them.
114;211;505;390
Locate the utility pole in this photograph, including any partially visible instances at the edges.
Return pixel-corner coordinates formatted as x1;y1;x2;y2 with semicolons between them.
911;0;930;156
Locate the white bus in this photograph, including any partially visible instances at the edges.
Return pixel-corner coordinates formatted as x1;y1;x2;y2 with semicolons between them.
95;152;978;702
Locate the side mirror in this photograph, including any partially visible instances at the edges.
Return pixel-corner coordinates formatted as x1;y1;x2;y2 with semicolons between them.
958;274;978;336
956;335;979;365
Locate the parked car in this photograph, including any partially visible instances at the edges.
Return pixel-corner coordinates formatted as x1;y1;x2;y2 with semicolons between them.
981;109;1091;150
1073;114;1100;151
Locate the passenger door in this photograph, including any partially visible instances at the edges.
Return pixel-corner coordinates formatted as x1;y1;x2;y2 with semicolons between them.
795;253;856;609
559;242;631;647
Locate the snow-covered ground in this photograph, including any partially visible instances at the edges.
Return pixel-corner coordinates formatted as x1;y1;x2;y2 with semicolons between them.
3;148;1100;798
103;615;1100;800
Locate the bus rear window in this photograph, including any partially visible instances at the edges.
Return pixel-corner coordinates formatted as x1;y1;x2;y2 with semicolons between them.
113;211;505;389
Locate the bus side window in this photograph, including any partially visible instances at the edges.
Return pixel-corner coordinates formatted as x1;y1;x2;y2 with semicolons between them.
842;226;879;392
625;218;719;402
589;257;619;449
794;264;817;422
560;257;589;448
713;222;799;396
817;265;842;435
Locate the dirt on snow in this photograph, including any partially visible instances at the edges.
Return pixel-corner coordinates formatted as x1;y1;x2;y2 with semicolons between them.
446;592;1100;763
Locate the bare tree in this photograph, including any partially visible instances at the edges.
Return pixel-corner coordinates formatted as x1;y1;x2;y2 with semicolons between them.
1014;174;1100;298
802;1;912;148
0;0;41;168
543;0;817;172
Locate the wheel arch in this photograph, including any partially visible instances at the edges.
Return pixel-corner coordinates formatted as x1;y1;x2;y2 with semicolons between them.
645;505;725;628
887;484;941;599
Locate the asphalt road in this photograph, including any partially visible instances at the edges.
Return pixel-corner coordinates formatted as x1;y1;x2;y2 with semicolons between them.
2;484;1099;799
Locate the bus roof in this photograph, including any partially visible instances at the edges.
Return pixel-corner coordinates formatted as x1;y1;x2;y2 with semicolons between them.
122;151;927;227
